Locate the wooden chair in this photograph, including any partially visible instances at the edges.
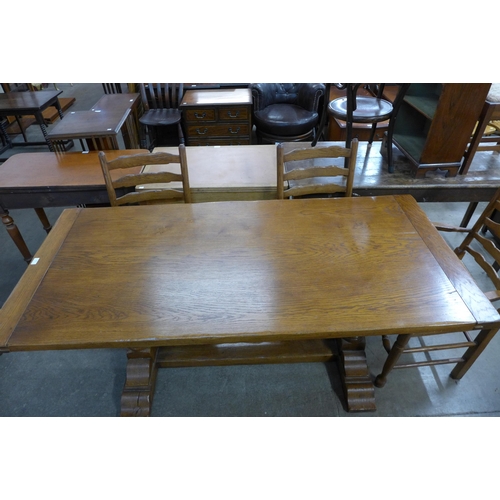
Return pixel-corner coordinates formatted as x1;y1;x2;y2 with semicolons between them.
138;83;185;150
315;84;410;171
98;146;191;206
277;138;358;199
102;83;123;94
375;186;500;388
460;83;500;175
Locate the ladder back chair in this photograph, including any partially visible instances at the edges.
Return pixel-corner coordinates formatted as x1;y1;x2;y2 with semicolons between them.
375;186;500;388
99;145;191;206
138;83;185;150
277;138;358;199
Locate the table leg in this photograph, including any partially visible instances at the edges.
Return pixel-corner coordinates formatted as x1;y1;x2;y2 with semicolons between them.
34;208;52;233
120;347;158;417
35;111;55;152
336;337;376;411
0;206;32;263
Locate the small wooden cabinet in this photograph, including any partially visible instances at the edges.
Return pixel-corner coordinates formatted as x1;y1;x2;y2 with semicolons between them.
180;88;252;145
391;83;491;177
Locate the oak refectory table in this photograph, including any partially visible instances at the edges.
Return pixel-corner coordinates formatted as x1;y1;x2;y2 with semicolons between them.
1;196;498;416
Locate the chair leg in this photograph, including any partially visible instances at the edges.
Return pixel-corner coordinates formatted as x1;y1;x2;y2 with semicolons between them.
367;123;377;145
374;333;412;388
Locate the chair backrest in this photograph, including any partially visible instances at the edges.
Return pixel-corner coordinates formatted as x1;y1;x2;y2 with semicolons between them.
99;145;191;206
102;83;123;94
277;138;358;199
139;83;184;111
445;186;500;302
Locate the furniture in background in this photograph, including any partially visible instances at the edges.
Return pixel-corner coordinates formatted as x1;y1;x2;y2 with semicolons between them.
5;140;500;262
390;83;491;178
322;85;395;142
250;83;325;143
102;83;124;94
139;83;184;149
0;150;147;261
1;83;75;127
460;83;500;175
277;138;358;198
0;90;64;155
2;196;499;416
99;147;191;206
180;88;252;145
47;105;134;151
90;92;141;149
375;186;500;389
315;84;410;172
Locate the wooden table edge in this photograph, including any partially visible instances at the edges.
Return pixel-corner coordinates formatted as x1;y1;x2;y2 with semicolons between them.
394;194;500;327
0;208;82;350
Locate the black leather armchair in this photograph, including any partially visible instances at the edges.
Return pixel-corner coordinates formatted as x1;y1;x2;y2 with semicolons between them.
250;83;325;143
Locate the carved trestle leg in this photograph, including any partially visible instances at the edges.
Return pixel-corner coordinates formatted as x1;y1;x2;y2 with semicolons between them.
336;337;376;411
0;206;32;262
120;347;158;417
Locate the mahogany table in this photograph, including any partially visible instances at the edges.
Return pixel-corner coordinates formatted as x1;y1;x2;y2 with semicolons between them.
1;196;498;416
0;90;63;154
47;106;132;151
90;93;141;149
0;150;147;261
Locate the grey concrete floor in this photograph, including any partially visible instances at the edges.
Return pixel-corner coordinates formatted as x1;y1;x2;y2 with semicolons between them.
1;84;500;417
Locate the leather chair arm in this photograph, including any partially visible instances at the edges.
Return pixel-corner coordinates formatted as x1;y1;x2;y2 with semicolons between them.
297;83;325;112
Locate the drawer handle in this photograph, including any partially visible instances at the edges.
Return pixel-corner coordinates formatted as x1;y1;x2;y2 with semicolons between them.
227;111;240;118
194;112;206;119
195;128;208;135
229;127;241;134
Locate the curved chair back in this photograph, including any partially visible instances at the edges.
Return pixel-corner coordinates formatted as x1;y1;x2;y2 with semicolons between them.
99;145;191;206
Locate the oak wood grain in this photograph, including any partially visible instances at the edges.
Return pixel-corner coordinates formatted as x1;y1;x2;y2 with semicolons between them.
4;196;498;352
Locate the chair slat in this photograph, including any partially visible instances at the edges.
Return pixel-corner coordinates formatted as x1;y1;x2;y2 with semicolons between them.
277;139;358;199
482;217;500;240
285;165;348;182
112;171;183;189
464;245;500;290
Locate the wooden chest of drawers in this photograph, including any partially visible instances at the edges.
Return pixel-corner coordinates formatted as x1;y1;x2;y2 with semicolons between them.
180;88;252;145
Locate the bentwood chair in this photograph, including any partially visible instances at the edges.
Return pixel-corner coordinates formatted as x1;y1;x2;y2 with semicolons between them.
250;83;325;143
375;187;500;388
138;83;185;149
314;84;410;171
277;138;358;199
99;146;191;206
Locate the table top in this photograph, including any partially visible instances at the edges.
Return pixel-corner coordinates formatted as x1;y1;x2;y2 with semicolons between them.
0;90;62;114
2;142;500;204
47;107;131;140
2;195;499;351
181;88;252;107
90;93;140;113
149;145;276;191
0;150;148;191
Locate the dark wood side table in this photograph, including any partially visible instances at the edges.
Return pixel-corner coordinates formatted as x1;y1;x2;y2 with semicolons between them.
0;90;63;155
180;88;252;145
